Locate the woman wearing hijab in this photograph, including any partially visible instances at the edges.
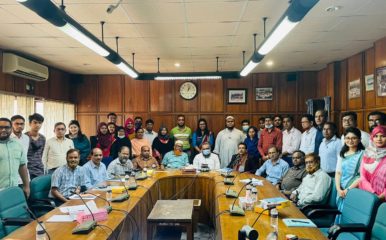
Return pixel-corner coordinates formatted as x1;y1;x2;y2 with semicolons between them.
124;117;136;140
152;126;174;162
110;126;132;160
347;125;386;201
90;122;115;166
131;128;152;158
65;120;91;166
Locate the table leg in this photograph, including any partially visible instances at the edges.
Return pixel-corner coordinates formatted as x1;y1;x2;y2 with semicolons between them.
186;223;193;240
147;222;153;240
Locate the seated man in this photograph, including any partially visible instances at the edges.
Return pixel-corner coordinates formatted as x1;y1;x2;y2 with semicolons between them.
227;143;258;173
255;146;289;186
278;150;307;195
192;142;220;170
107;146;133;178
290;153;331;207
83;148;108;188
162;140;189;169
132;145;159;170
50;149;86;203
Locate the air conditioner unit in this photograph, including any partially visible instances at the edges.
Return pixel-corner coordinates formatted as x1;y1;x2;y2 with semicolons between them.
2;53;49;81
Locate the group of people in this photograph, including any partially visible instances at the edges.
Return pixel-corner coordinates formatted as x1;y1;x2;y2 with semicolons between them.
0;110;385;213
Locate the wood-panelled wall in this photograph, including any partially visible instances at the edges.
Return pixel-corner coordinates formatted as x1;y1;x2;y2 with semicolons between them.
74;72;319;137
316;36;386;132
0;49;73;102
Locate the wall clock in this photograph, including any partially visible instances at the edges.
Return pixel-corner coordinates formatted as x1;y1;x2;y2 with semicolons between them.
179;81;197;100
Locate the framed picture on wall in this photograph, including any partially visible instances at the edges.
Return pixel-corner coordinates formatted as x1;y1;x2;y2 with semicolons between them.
348;79;361;99
255;87;273;100
376;66;386;97
227;89;247;104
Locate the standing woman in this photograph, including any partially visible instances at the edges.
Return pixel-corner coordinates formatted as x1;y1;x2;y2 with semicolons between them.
244;126;260;169
335;127;364;222
91;122;115;166
192;119;214;157
107;122;116;136
131;128;152;158
65;120;91;166
152;126;174;162
124;117;136;140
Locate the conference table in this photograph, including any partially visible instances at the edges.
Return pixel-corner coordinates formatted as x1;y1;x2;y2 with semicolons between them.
5;170;327;240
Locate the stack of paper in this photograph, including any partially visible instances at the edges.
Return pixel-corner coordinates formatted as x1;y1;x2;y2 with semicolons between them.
282;218;316;227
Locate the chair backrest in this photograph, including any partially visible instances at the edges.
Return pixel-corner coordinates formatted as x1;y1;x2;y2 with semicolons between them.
0;187;30;237
341;188;380;240
326;177;337;208
29;174;52;201
371;203;386;240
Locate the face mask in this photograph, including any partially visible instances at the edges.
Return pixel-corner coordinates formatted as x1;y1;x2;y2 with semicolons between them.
265;124;273;129
174;150;182;156
118;135;125;139
202;149;211;156
242;126;249;132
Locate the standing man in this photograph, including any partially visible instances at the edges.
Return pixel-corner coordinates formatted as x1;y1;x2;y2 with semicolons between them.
214;116;245;168
170;115;192;156
0;118;30;197
83;148;108;189
144;119;158;145
273;115;283;130
341;112;370;147
319;122;342;177
25;113;46;180
299;114;317;154
241;119;250;138
134;116;143;130
314;110;327;154
107;112;118;126
367;111;386;133
257;117;265;138
258;116;283;161
42;122;74;174
281;115;302;166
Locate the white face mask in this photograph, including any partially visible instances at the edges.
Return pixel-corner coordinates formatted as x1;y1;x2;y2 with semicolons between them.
118;135;125;139
265;124;273;129
202;149;211;156
242;125;249;132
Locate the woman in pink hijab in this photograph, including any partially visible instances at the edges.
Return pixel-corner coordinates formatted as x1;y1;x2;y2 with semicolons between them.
124;117;135;140
348;125;386;201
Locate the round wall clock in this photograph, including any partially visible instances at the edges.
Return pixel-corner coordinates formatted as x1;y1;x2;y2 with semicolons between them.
179;81;197;100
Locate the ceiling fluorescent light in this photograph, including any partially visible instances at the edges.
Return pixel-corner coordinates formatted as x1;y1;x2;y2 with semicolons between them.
116;62;138;78
58;23;110;57
257;16;298;55
240;52;264;77
155;76;222;81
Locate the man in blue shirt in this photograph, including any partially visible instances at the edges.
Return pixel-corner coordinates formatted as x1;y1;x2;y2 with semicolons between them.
162;140;189;169
83;148;108;188
255;146;289;186
319;122;342;177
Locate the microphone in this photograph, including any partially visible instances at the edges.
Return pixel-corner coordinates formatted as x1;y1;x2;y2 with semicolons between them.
229;180;252;216
69;190;96;234
238;225;258;240
225;172;246;198
110;173;130;202
23;206;51;240
83;191;112;214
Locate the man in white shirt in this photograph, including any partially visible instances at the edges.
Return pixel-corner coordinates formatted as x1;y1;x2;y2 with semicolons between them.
193;142;220;170
281;115;302;166
341;112;370;147
42;122;74;174
299;114;317;154
143;119;157;145
319;122;342;176
290;153;331;207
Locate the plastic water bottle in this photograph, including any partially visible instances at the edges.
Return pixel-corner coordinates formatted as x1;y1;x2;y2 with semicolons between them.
36;222;47;240
106;189;112;202
251;187;258;203
124;174;130;187
270;208;279;230
245;184;252;200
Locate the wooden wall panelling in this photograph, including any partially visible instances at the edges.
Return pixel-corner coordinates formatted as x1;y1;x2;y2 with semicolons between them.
199;114;225;137
326;63;335;111
182;114;198;132
316;68;327;98
124;76;149;113
338;60;348;112
277;73;297;112
149;114;175;133
297;72;317;112
74;75;98;113
226;76;252;113
374;37;386;107
97;114;123;126
364;48;375;108
122;113;149;125
347;53;363;110
48;69;70;101
252;73;275;113
13;75;27;95
77;114;97;138
98;75;123;113
149;80;173;112
174;80;198;113
0;50;14;92
200;79;224;112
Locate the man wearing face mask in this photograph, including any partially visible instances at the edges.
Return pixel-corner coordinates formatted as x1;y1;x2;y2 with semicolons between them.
162;140;189;169
110;126;132;160
192;142;220;170
290;153;331;207
258;116;283;161
241;119;250;138
107;146;133;178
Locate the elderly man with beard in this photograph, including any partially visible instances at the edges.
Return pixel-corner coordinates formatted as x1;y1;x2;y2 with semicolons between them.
50;149;86;203
107;146;133;178
290;153;331;207
162;140;189;169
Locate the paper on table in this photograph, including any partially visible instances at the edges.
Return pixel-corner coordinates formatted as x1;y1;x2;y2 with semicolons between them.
68;194;97;200
59;205;88;213
282;218;317;227
239;178;264;186
46;215;75;222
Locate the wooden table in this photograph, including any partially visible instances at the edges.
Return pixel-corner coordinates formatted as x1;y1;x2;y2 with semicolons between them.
5;170;327;240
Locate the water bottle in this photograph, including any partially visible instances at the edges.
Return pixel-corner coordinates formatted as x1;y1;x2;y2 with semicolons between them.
36;222;47;240
245;184;252;200
106;189;112;202
124;174;130;187
251;187;258;203
270;208;279;231
266;231;278;240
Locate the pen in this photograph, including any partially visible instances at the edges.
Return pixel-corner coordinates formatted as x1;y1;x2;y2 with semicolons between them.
291;220;309;223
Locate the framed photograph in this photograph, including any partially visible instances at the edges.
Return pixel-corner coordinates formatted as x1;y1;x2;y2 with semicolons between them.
365;74;374;91
348;79;361;99
376;66;386;96
227;89;247;104
255;87;273;100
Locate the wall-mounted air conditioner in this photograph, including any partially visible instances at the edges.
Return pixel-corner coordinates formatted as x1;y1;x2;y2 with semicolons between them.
2;53;49;81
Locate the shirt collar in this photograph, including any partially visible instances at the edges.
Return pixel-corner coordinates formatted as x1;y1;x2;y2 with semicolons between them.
323;135;337;143
10;132;24;139
90;160;101;169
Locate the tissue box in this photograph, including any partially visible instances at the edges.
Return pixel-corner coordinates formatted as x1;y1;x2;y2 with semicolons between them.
76;208;108;224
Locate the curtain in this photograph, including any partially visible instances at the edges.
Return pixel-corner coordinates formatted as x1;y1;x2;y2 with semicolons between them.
0;93;16;118
40;100;75;139
15;95;34;119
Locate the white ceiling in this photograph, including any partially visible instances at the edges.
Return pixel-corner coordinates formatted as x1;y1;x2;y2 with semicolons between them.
0;0;386;75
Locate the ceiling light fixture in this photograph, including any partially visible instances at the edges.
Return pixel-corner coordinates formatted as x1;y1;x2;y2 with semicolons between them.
17;0;138;79
138;71;239;81
155;76;221;81
240;34;264;77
